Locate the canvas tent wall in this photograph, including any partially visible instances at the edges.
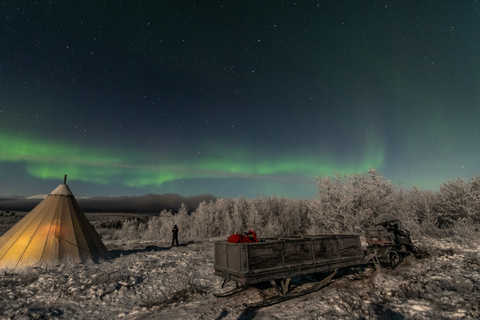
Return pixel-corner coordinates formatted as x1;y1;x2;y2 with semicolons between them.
0;183;109;268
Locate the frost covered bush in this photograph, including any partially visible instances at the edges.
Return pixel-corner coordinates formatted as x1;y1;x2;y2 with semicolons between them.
394;187;441;238
117;219;147;240
0;212;25;235
436;176;480;227
191;199;226;239
108;196;313;241
144;209;176;241
307;170;480;241
449;217;479;244
309;169;396;234
142;214;164;240
103;170;480;244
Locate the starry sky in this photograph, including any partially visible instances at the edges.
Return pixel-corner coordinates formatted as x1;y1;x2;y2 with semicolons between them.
1;1;479;199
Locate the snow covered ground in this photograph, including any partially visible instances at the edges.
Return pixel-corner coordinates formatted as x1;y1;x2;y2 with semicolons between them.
1;237;479;320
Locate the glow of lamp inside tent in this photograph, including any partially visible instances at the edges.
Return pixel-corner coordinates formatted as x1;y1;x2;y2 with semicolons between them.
52;219;61;237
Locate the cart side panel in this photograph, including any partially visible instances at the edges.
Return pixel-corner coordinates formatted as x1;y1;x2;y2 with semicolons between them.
283;239;314;266
248;242;284;270
226;244;244;271
213;234;365;285
313;238;339;260
214;242;228;269
337;236;362;257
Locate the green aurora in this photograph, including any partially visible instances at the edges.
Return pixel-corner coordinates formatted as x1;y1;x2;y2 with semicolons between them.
0;132;385;192
1;2;480;198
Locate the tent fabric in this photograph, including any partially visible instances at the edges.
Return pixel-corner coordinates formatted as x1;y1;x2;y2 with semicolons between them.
0;184;109;268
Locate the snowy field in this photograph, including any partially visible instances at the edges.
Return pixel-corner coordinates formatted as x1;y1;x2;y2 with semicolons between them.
1;237;479;320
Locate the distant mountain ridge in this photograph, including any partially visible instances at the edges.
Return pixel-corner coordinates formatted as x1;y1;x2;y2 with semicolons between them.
0;193;217;213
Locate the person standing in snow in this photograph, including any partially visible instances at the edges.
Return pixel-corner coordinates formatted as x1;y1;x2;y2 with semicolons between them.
172;224;179;246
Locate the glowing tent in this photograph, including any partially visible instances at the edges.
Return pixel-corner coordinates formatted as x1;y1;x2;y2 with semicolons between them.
0;180;109;268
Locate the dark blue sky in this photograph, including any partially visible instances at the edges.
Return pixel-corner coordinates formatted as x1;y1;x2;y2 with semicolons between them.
1;1;479;198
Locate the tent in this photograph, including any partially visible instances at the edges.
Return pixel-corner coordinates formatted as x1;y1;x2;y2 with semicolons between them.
0;182;109;268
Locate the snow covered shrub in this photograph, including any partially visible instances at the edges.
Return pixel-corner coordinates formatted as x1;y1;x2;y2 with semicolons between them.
0;213;24;236
186;198;237;240
173;203;194;241
190;200;220;239
97;227;117;240
311;169;396;234
279;198;310;236
143;215;163;240
395;187;438;238
262;216;282;238
232;196;310;237
231;197;248;233
192;197;235;237
94;172;480;244
177;196;312;239
307;198;348;235
144;206;195;242
436;177;480;227
449;217;478;244
117;219;147;240
221;198;241;235
150;209;175;242
245;198;266;232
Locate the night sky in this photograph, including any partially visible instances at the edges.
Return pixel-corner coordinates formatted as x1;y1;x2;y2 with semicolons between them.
1;1;480;199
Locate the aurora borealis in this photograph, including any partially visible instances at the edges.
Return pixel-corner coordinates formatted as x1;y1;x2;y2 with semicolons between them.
1;1;480;199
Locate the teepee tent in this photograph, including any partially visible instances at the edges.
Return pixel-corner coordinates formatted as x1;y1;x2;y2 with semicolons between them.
0;179;109;268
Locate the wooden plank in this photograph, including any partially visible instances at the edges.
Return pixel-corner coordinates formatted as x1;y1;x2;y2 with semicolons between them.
213;234;365;286
237;256;364;285
313;238;339;260
214;242;227;269
226;244;242;271
337;236;362;257
283;240;314;266
248;243;284;270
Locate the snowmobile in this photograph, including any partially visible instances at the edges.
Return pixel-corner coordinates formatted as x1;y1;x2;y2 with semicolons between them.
365;213;421;268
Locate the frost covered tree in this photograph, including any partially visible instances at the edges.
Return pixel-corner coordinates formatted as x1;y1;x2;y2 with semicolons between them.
173;203;191;239
309;169;396;233
395;186;437;236
245;197;266;232
308;174;350;233
436;176;480;227
232;197;248;233
191;200;218;239
280;198;310;236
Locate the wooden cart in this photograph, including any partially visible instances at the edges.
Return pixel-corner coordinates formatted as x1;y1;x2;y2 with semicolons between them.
214;234;365;307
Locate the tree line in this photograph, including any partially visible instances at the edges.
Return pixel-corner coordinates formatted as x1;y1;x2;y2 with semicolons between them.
103;169;480;243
